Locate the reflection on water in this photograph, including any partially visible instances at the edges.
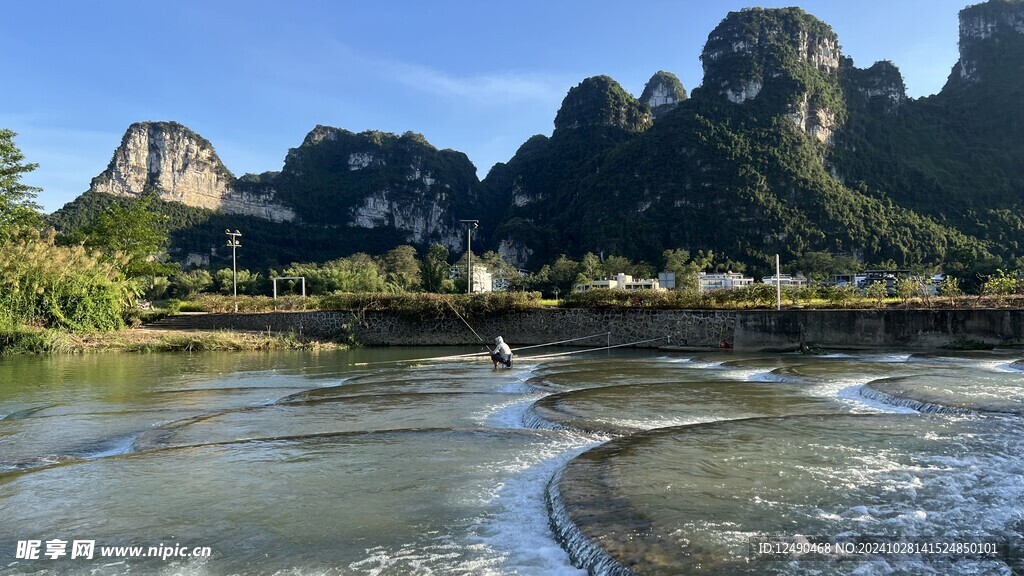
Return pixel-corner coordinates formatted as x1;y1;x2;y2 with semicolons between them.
0;347;1021;574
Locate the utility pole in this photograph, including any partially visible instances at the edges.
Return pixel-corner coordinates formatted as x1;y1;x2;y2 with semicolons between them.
459;220;479;294
226;229;242;312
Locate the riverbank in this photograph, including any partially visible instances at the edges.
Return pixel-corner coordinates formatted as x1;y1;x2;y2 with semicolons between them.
0;325;346;355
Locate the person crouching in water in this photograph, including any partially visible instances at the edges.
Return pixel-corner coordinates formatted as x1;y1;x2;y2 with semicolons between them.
491;336;513;370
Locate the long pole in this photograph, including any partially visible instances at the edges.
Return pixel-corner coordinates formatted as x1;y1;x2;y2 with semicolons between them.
459;219;478;294
775;253;781;311
226;230;242;313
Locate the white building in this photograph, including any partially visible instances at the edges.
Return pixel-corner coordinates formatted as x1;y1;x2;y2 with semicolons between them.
760;274;808;288
575;273;663;292
698;272;755;292
470;266;492;293
833;273;867;287
449;264;493;293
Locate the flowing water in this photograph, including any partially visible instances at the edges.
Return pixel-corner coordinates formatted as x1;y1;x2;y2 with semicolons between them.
0;347;1021;575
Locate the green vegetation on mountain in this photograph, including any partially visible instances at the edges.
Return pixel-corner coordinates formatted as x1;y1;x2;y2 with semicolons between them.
272;127;482;232
640;71;688;119
483;6;996;277
830;0;1024;270
44;0;1024;286
553;76;652;134
696;7;845;122
49;190;363;270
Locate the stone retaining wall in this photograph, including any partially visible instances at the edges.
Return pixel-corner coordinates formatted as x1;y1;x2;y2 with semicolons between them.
169;311;350;339
353;309;734;347
174;308;1024;350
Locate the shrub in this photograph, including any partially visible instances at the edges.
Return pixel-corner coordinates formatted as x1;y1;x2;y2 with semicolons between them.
865;281;888;308
0;228;134;331
896;277;923;306
982;270;1021;302
737;284;776;308
186;293;317;313
560;289;710;309
170;269;213;298
319;291;543;319
939;276;962;306
823;284;857;308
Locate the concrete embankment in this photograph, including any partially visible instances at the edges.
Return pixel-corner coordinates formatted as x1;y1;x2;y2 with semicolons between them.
147;308;1024;351
734;309;1024;350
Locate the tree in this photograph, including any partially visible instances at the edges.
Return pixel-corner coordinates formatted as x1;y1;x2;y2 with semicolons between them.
284;254;387;294
0;129;43;237
601;255;632;278
79;192;177;278
421;243;451;293
631;261;657;279
865;280;888;308
661;248;704;292
895;277;921;306
787;251;862;283
170;269;213;298
824;284;857;307
944;246;1003;294
938;276;962;305
329;253;387;292
215;268;263;295
580;252;602;281
549;255;584;294
981;270;1019;303
379;245;422;291
478;250;518;280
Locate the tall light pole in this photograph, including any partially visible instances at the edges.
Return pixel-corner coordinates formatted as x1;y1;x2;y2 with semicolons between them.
226;229;242;312
775;253;782;311
459;219;479;294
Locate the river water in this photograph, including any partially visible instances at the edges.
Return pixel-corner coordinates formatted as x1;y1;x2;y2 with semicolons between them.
0;347;1021;575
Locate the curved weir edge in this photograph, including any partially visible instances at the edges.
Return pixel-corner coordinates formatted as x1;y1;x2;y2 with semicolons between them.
545;467;636;576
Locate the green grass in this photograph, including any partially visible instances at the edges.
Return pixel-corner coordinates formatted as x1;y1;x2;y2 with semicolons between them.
0;323;345;355
0;325;73;355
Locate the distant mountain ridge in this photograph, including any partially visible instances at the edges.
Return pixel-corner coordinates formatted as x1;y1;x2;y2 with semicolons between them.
50;0;1024;276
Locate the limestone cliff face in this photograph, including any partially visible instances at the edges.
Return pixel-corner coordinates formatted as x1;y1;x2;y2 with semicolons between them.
90;122;295;222
700;8;843;143
946;0;1024;87
640;71;687;119
275;126;481;251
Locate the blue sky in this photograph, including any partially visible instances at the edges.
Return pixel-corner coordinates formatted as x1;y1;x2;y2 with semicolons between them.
3;0;968;213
